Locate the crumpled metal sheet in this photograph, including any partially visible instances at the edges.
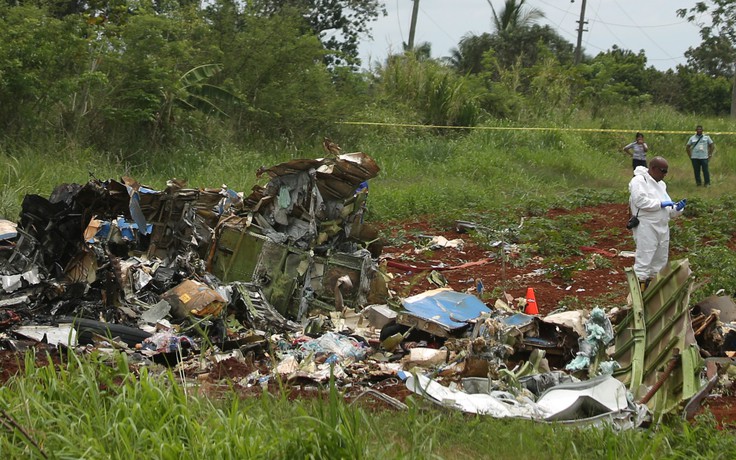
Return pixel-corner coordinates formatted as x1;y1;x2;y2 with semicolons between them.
243;155;377;248
261;153;379;200
1;267;42;293
208;153;384;319
230;282;299;332
401;371;647;428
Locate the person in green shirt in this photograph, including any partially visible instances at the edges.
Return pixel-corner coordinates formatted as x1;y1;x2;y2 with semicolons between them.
685;125;715;186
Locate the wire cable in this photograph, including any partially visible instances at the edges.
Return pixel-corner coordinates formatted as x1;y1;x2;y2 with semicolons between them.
587;1;630;53
611;0;677;60
418;4;458;43
536;0;687;29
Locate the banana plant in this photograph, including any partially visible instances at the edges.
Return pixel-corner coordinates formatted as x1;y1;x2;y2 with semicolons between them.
158;63;240;128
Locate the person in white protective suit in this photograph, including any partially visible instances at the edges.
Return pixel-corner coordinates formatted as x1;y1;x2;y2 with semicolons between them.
628;156;686;291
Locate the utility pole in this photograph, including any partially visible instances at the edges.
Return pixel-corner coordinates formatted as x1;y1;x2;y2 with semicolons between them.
574;0;588;65
407;0;420;51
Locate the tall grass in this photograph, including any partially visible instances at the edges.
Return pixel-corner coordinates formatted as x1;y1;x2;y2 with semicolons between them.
0;141;295;220
2;105;733;221
345;105;735;221
0;352;376;459
1;352;734;458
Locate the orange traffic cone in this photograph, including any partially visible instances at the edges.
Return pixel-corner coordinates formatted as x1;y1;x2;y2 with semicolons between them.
525;287;539;315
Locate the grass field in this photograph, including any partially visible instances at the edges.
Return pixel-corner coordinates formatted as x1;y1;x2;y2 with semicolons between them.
4;106;734;221
1;351;734;459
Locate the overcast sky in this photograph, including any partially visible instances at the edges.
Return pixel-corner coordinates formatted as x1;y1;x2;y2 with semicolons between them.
358;0;704;71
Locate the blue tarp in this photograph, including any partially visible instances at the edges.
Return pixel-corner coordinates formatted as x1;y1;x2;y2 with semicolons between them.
401;288;490;332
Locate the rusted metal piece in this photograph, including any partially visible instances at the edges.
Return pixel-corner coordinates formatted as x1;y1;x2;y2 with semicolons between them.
638;349;680;405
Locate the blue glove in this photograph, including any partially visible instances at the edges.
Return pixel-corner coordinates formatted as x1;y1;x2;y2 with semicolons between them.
660;200;675;208
676;199;687;211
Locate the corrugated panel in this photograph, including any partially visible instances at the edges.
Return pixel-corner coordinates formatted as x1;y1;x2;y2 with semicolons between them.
613;259;703;416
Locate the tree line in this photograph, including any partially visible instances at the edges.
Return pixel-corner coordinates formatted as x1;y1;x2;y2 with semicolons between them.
0;1;733;153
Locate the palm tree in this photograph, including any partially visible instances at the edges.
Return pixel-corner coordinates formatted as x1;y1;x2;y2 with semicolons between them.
487;0;545;33
448;33;494;74
448;1;548;74
403;41;433;61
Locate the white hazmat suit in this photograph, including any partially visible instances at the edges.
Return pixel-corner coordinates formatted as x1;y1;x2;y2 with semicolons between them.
628;166;683;282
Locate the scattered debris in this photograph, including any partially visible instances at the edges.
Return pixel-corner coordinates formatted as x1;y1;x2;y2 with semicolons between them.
0;149;727;428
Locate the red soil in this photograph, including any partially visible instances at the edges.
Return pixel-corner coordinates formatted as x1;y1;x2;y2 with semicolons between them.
379;203;638;314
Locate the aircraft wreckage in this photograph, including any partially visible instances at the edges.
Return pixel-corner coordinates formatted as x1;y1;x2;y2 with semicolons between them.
1;149;733;427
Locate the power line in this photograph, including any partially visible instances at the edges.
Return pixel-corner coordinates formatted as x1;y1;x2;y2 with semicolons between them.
589;19;688;29
587;1;630;53
611;0;678;60
543;0;576;30
417;4;457;43
394;0;405;45
535;0;690;66
536;0;687;29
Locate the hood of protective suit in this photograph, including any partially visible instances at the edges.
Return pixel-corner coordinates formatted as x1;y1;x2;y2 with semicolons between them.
633;165;649;177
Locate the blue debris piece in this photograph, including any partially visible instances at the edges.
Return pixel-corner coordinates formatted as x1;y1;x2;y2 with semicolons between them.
127;189;149;235
401;288;491;333
501;313;536;329
86;220;111;243
116;217;152;241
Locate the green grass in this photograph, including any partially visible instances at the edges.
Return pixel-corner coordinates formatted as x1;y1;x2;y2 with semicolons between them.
3;105;735;221
1;352;735;459
0;142;295;220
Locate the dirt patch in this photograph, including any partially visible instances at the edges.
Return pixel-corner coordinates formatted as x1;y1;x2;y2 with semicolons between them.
380;203;637;314
0;346;63;383
207;357;268;381
702;394;736;429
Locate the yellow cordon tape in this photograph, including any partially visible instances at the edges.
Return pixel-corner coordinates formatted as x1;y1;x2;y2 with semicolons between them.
336;121;736;136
